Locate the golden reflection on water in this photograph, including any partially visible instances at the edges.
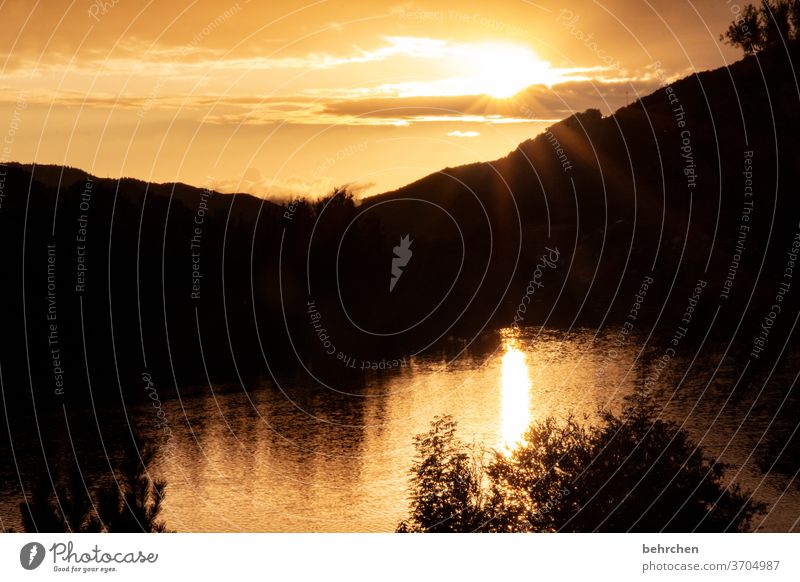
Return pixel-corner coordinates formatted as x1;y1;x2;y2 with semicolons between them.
500;338;531;451
7;329;793;532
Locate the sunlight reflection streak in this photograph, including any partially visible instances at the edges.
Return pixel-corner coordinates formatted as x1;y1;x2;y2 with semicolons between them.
500;340;531;451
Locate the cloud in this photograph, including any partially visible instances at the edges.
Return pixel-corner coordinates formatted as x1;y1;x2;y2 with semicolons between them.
447;130;480;137
311;78;662;124
0;75;662;130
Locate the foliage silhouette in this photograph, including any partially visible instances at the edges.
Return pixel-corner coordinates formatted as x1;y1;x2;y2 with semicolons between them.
20;434;169;533
722;0;800;53
396;416;486;532
398;397;765;532
20;463;102;533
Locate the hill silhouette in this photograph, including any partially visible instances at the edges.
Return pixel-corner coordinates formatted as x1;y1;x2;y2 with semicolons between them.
363;42;800;338
1;41;799;412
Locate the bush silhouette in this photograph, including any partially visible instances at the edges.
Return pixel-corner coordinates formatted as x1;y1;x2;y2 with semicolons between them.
20;462;103;533
396;416;486;532
398;397;764;532
20;434;169;533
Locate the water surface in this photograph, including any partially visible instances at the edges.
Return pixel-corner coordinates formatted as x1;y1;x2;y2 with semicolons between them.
2;328;797;532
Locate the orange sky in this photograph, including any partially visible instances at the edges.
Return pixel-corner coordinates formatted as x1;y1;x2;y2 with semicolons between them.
0;0;742;199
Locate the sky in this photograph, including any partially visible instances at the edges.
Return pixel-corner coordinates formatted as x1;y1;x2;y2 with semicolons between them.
0;0;743;200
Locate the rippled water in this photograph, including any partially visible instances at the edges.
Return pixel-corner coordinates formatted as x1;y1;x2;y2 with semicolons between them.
2;328;798;532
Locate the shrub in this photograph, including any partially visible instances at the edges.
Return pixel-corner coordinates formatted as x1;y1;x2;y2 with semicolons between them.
399;397;764;532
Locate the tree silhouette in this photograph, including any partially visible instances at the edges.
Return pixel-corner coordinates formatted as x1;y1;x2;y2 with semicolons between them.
763;0;792;45
792;0;800;33
722;0;800;53
723;4;765;54
20;434;169;533
486;416;592;532
396;416;488;532
398;397;765;532
94;435;169;533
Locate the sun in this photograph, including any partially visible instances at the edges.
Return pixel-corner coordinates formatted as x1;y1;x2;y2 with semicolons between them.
456;42;557;99
370;38;561;101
